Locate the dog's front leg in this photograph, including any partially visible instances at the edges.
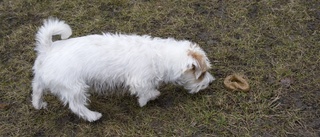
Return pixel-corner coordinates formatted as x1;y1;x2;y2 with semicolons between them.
137;89;161;107
128;80;161;107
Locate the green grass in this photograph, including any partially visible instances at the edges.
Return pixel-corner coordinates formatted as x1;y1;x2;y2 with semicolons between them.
1;0;319;136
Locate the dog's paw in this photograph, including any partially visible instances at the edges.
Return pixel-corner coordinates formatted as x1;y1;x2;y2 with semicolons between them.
138;97;152;107
33;101;48;109
40;102;48;109
85;111;102;122
138;91;160;107
138;99;148;107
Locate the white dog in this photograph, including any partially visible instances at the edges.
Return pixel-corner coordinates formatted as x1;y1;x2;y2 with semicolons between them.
32;17;215;122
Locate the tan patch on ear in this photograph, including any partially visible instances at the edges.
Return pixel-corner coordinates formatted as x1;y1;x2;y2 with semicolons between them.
188;50;207;72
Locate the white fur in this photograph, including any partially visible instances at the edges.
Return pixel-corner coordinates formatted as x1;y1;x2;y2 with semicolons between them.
32;17;215;122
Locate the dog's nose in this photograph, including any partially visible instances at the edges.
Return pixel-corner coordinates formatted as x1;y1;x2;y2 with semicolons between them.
209;81;213;86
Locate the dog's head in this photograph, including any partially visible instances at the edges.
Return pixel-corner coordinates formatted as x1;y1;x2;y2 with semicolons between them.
176;44;215;93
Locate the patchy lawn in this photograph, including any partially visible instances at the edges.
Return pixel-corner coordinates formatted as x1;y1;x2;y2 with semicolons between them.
0;0;319;136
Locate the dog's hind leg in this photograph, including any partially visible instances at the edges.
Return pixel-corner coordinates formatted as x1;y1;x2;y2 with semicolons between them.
32;79;47;109
68;101;102;122
60;87;102;122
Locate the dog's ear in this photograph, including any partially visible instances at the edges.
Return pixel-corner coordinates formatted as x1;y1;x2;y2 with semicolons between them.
188;50;208;79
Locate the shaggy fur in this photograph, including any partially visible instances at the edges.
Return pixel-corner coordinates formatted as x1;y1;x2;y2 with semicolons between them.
32;17;215;122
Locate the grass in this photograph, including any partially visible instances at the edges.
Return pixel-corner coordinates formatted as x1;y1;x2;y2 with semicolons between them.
0;0;319;136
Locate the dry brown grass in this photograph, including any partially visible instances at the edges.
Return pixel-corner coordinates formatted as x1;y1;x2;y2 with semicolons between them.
0;0;319;136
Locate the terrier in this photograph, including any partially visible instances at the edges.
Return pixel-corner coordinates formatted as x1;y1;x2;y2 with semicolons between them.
32;17;215;122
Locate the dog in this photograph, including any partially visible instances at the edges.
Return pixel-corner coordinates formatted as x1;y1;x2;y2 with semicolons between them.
32;17;215;122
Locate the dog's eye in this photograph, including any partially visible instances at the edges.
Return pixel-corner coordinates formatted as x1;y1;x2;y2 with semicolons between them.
198;72;206;80
192;64;196;70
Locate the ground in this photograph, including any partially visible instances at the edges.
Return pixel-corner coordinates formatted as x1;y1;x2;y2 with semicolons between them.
0;0;319;136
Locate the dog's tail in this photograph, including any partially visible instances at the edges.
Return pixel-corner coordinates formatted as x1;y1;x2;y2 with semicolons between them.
35;17;72;53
